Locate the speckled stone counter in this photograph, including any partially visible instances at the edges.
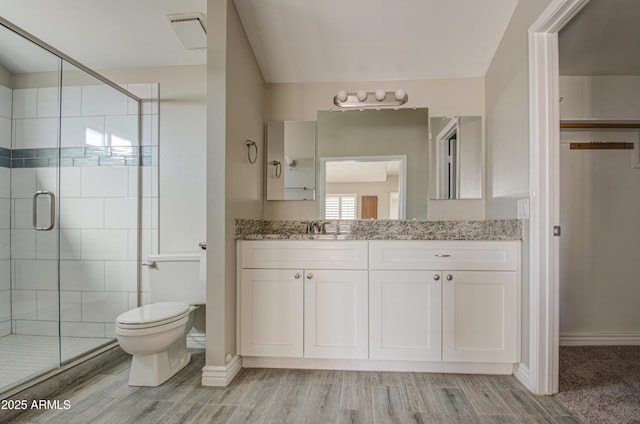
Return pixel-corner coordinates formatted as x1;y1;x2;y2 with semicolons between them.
235;219;523;241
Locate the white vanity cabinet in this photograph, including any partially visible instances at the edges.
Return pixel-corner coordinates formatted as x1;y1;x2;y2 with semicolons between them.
239;239;521;371
369;270;442;361
441;270;518;363
239;268;304;357
303;269;368;359
238;240;368;359
370;241;520;364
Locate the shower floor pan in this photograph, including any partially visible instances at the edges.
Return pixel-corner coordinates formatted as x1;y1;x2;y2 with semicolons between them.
0;334;112;393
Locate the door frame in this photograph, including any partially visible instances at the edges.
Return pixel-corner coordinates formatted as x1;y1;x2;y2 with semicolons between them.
527;0;590;395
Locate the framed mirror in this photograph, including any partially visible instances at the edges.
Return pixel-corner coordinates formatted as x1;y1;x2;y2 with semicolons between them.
317;108;429;219
266;120;316;200
429;116;482;199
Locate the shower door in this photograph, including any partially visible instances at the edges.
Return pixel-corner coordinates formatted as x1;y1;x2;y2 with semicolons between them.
58;61;140;363
0;17;141;395
0;21;64;392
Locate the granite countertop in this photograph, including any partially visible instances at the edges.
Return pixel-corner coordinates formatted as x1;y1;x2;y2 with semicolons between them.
235;219;523;241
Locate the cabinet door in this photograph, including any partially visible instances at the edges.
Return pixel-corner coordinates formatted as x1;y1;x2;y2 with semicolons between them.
304;270;368;359
239;269;304;357
370;270;442;361
442;271;518;363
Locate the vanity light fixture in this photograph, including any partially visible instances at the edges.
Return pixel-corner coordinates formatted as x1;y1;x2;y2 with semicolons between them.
333;89;408;108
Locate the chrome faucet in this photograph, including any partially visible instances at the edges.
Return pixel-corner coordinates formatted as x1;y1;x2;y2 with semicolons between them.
306;221;327;234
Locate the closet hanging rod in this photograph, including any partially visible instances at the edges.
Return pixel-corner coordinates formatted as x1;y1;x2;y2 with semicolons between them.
560;121;640;130
569;142;634;150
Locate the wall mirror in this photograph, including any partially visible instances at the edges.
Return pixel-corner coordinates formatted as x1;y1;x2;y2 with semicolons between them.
318;156;407;219
266;120;316;200
429;116;482;199
316;108;429;220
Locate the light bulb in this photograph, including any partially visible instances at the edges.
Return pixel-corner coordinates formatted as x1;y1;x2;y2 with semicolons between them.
336;90;348;102
394;89;406;101
356;90;368;102
375;89;386;101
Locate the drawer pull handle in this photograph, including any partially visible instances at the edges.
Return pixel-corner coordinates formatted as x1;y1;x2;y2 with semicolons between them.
435;254;451;258
294;273;301;279
433;274;440;281
446;274;453;281
306;273;314;279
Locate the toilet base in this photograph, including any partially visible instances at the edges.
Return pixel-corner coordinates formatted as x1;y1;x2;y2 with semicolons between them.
127;342;192;386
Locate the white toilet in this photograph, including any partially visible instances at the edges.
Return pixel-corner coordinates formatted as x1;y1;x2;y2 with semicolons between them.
115;253;205;387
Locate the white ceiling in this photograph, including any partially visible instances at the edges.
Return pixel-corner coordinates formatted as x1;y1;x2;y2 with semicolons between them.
2;1;636;83
326;160;400;184
233;0;519;83
0;0;207;71
0;0;518;83
559;0;640;75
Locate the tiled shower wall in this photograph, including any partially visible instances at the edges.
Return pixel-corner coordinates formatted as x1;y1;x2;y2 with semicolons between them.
0;86;10;337
0;82;158;339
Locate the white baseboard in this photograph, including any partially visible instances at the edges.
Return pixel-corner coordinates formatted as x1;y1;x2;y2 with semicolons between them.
201;354;242;387
187;332;206;349
240;356;515;375
514;362;531;390
560;332;640;346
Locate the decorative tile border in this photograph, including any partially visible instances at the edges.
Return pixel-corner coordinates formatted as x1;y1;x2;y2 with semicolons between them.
0;147;10;168
235;218;524;241
0;146;155;168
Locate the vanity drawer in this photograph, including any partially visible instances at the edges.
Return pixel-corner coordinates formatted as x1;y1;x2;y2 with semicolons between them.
370;240;519;271
241;240;368;270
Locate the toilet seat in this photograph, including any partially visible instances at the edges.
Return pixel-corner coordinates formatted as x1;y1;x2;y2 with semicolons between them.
116;302;190;330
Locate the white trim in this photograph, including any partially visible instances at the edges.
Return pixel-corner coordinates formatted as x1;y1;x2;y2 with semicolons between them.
527;0;590;396
201;354;242;387
435;118;459;199
241;356;515;375
560;333;640;346
187;333;206;349
514;362;531;390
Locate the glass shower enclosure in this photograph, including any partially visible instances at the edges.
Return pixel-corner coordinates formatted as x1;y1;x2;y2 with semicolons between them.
0;18;141;395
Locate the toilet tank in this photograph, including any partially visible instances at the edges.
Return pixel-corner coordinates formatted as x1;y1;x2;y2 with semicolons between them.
147;254;205;304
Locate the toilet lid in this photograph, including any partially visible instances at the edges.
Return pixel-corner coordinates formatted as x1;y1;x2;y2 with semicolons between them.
117;302;190;326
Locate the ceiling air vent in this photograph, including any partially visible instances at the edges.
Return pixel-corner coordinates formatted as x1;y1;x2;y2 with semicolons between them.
167;13;207;50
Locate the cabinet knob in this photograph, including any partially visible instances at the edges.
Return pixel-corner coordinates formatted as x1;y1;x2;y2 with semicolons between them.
446;274;453;281
306;273;313;279
294;273;301;279
433;274;440;281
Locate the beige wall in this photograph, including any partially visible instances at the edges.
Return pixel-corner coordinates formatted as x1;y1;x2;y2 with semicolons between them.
102;66;207;253
485;0;552;218
484;0;553;367
264;78;485;220
559;75;640;339
326;176;399;220
206;0;265;366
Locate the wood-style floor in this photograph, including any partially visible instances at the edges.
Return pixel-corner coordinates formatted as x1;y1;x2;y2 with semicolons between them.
7;350;582;424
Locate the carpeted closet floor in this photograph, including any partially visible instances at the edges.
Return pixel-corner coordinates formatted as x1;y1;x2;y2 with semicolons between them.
556;345;640;424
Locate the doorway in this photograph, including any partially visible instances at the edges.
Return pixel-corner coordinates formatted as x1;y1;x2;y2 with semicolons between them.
527;0;591;396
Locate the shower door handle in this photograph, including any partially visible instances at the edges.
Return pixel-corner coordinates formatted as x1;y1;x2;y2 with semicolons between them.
33;191;56;231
